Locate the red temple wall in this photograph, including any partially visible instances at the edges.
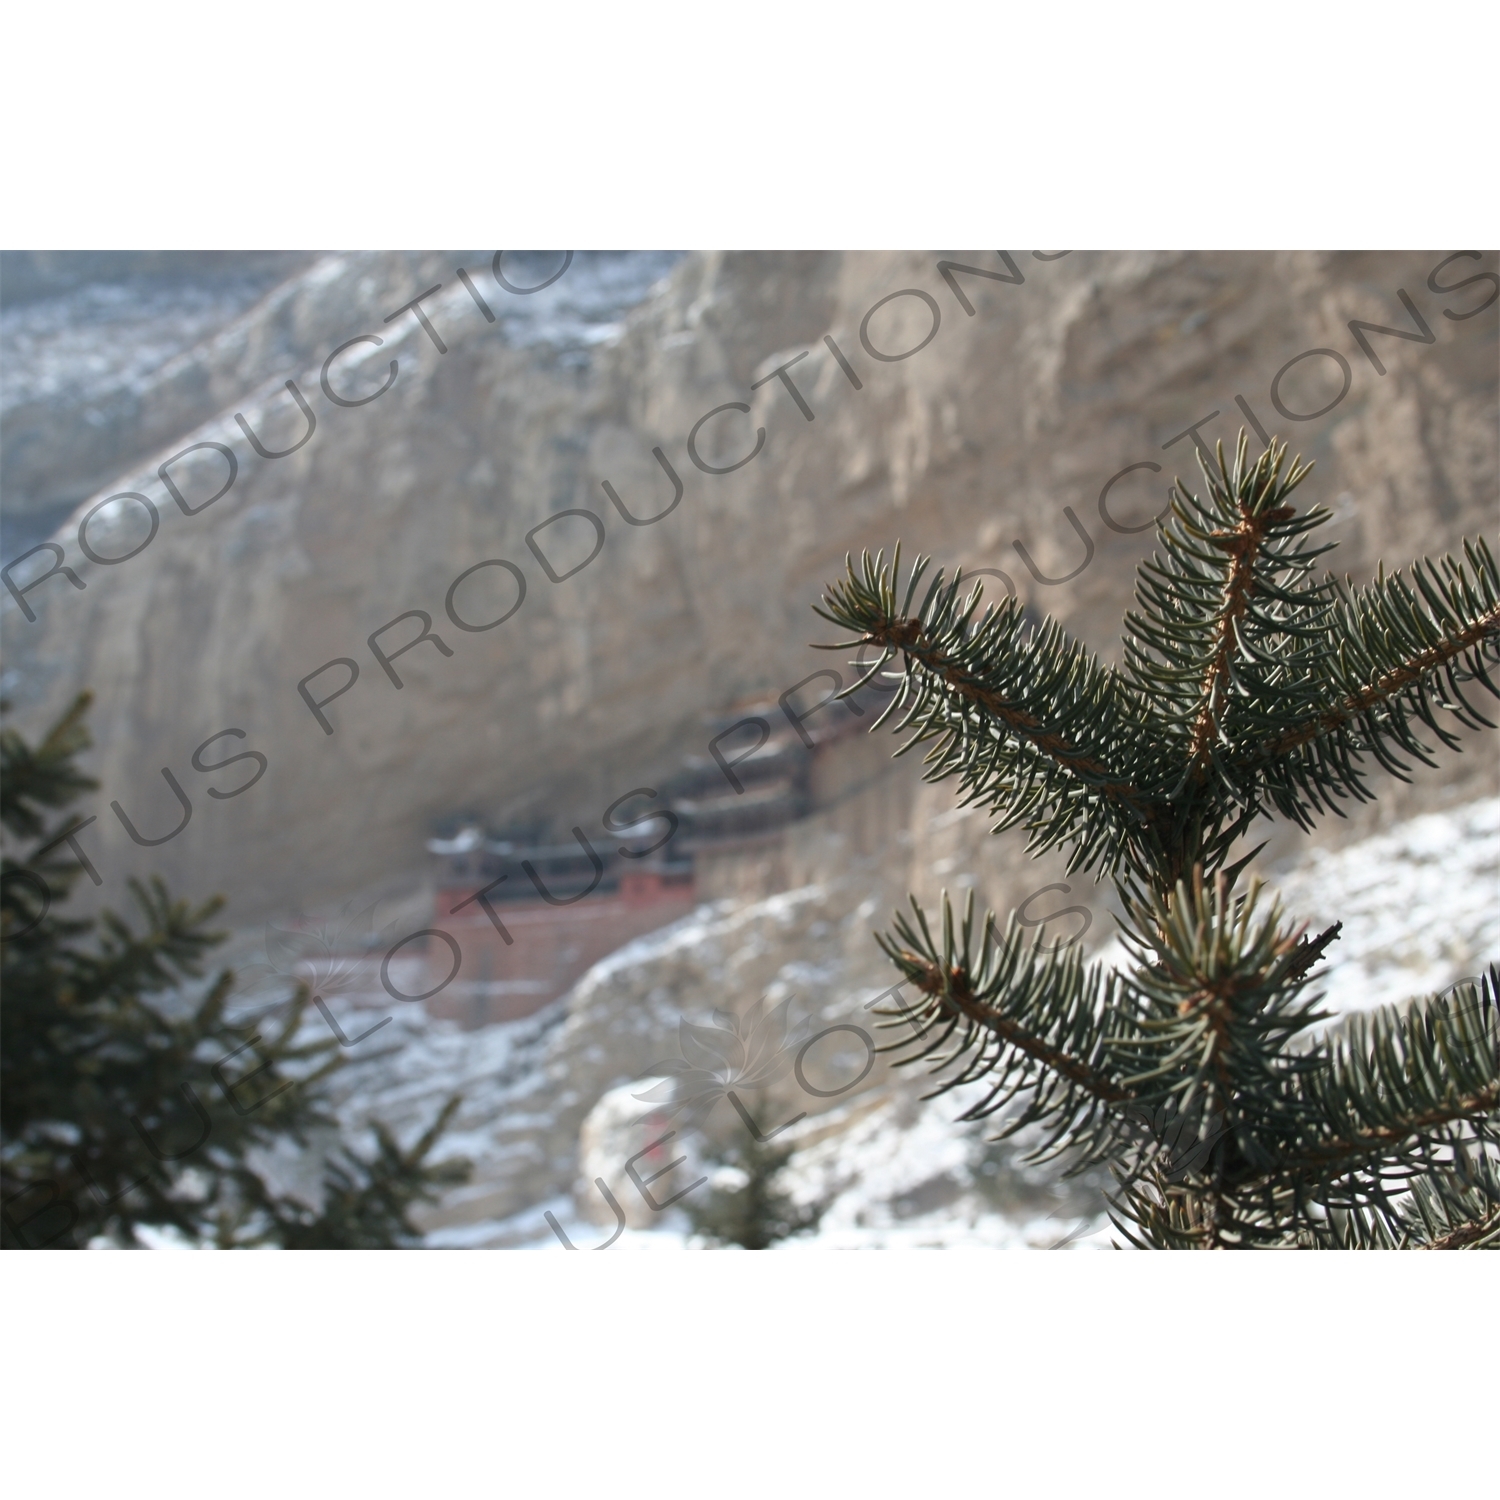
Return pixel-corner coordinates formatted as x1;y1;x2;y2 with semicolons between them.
428;870;696;1027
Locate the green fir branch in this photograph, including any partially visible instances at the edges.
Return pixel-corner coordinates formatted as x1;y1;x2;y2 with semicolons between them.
815;548;1157;880
815;430;1500;1247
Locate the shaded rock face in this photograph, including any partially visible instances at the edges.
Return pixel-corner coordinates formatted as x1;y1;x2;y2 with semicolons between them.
2;250;1495;938
1;250;324;551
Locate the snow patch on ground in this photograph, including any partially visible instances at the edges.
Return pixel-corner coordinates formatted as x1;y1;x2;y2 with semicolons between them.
1267;797;1499;1015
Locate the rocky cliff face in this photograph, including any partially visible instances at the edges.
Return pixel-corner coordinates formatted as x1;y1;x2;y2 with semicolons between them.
1;251;321;551
3;251;1495;936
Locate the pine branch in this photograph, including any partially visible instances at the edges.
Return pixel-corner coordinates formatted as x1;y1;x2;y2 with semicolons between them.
0;691;97;842
1296;968;1499;1167
1122;437;1337;807
871;889;1141;1168
816;549;1155;878
1225;969;1500;1241
1305;1142;1500;1249
1175;441;1318;777
275;1094;471;1249
833;550;1146;793
1398;1137;1500;1249
1272;546;1500;751
1419;1202;1500;1250
1244;540;1500;823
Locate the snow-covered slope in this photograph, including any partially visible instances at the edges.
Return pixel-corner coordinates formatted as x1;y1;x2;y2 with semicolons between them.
299;797;1500;1250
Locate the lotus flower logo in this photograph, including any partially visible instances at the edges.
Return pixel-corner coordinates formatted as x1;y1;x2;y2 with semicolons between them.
633;997;805;1131
227;900;402;1044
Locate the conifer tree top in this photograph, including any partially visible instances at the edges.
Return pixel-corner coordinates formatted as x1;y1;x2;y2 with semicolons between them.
813;434;1500;1248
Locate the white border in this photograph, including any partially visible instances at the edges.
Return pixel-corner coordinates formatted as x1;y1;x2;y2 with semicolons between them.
3;2;1497;247
5;1252;1497;1492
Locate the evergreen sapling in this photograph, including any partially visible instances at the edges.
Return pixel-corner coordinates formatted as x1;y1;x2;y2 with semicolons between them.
813;435;1500;1249
682;1130;825;1250
1;694;469;1249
